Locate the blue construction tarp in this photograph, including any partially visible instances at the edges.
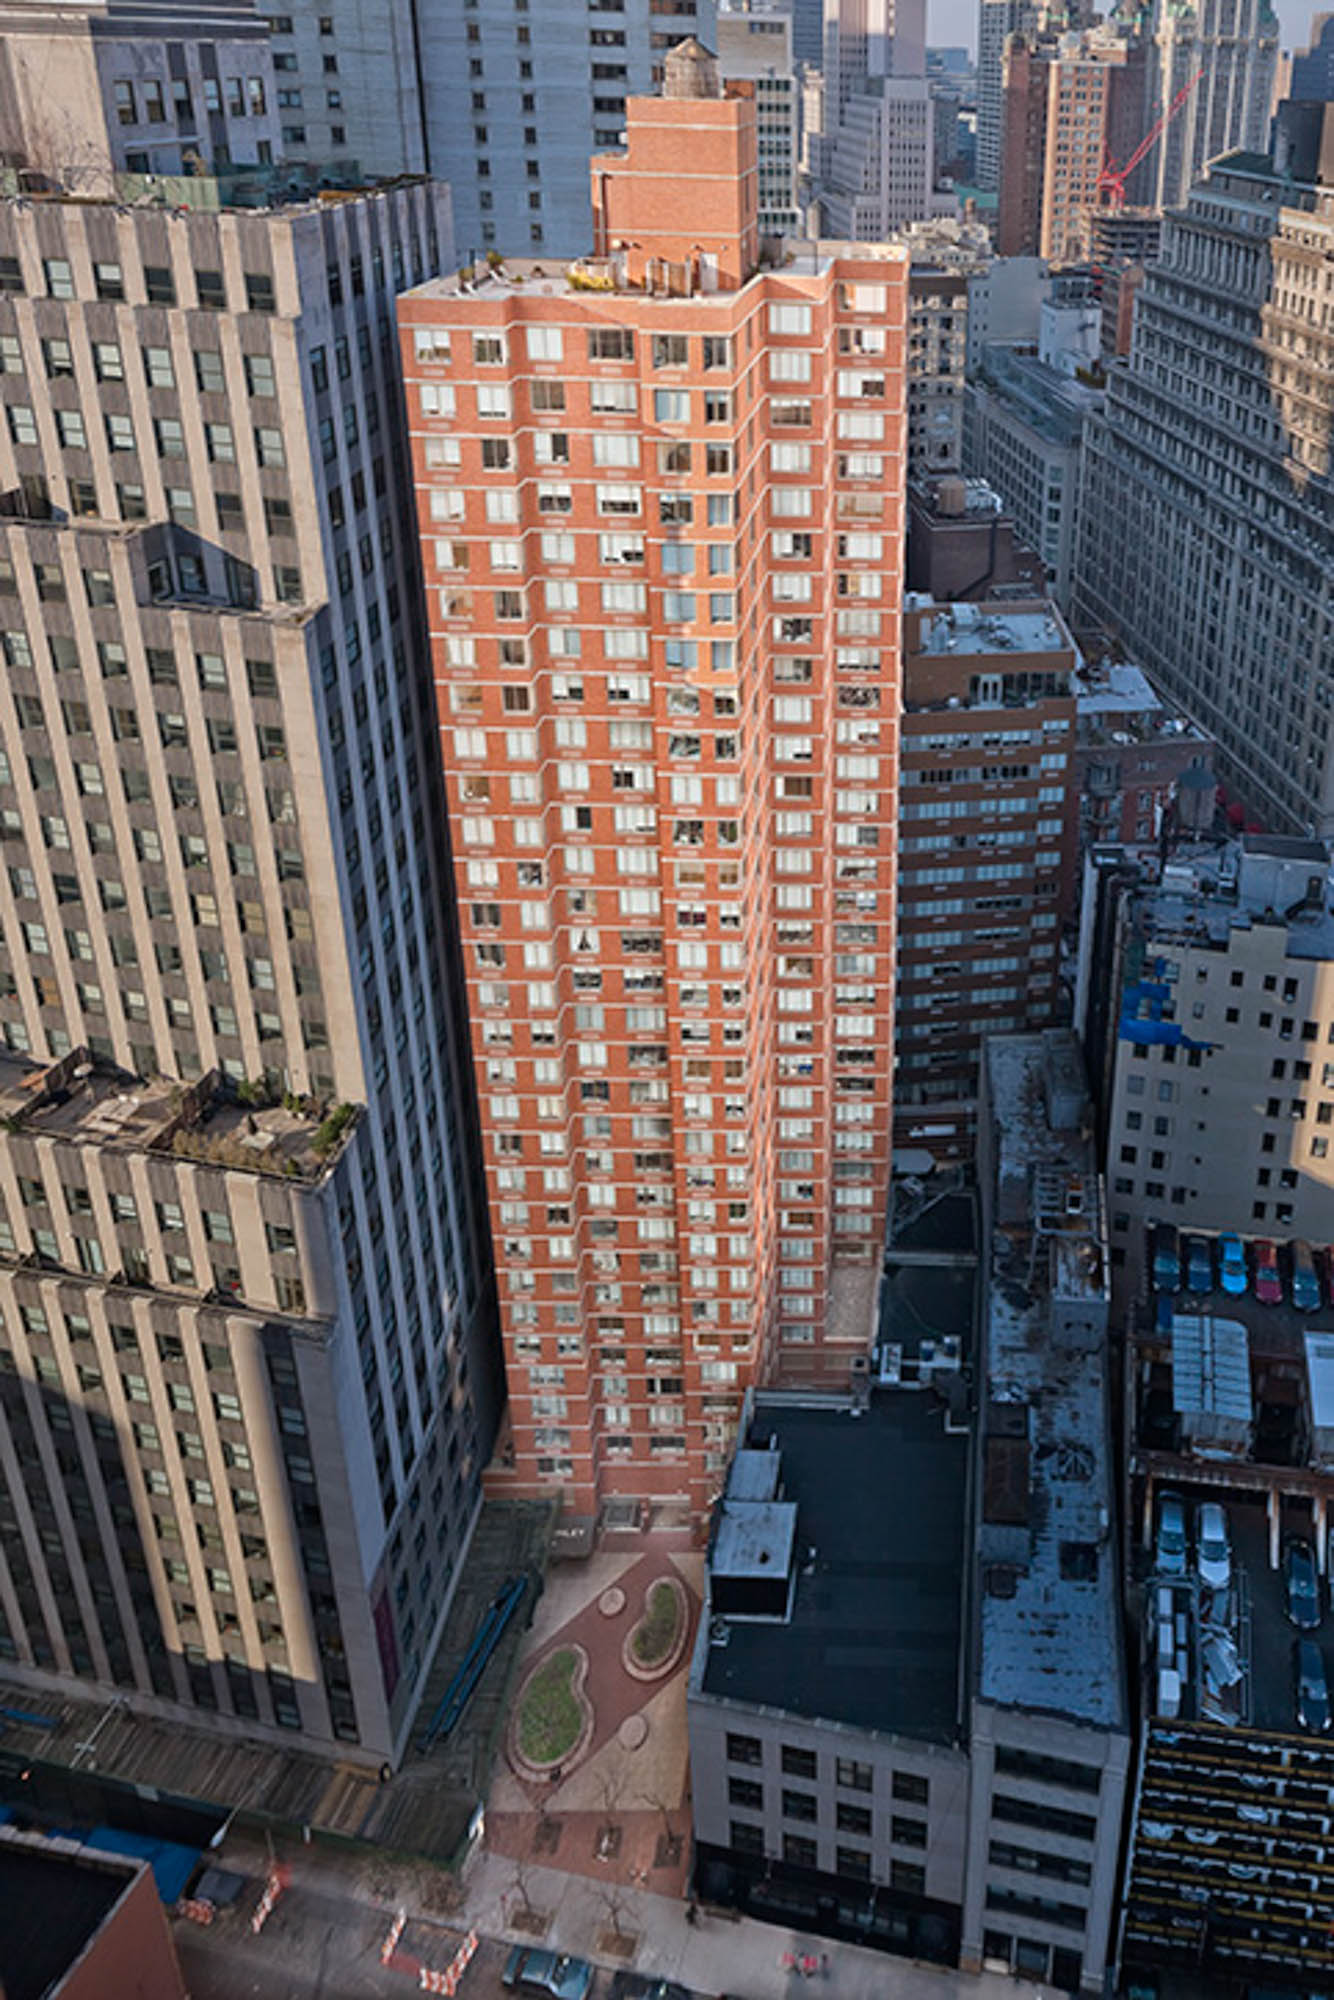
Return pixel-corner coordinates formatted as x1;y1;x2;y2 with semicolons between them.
82;1826;200;1903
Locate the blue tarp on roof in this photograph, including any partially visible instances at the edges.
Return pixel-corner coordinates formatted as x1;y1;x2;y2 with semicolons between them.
82;1826;200;1903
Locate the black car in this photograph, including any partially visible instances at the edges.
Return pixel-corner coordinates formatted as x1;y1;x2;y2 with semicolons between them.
1284;1537;1323;1631
610;1979;691;2000
1295;1639;1331;1733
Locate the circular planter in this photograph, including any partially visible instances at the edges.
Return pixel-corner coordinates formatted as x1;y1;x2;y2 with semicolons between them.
621;1574;689;1683
508;1643;594;1780
598;1586;626;1618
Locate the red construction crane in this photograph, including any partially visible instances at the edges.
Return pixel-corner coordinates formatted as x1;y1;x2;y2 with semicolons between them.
1096;68;1204;211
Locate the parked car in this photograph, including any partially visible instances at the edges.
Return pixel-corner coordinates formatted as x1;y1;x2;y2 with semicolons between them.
1152;1222;1181;1294
1218;1233;1248;1296
1196;1501;1232;1594
1184;1235;1214;1294
1284;1537;1323;1630
1156;1491;1188;1577
1253;1238;1283;1305
1295;1639;1331;1733
611;1979;691;2000
503;1950;596;2000
1292;1239;1321;1312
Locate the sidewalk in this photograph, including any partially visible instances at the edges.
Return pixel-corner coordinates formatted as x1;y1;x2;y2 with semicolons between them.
212;1829;1051;2000
459;1842;1050;2000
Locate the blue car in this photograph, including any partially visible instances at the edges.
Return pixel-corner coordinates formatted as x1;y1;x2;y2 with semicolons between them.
1184;1235;1214;1294
1218;1233;1248;1296
1152;1222;1181;1294
503;1950;595;2000
1292;1240;1321;1312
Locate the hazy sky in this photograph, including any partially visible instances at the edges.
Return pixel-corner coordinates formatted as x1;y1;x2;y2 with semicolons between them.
927;0;1320;58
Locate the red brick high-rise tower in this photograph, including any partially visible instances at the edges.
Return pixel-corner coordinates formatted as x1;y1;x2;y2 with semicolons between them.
401;43;907;1528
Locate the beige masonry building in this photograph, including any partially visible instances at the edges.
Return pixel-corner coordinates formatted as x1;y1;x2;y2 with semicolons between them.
0;174;501;1763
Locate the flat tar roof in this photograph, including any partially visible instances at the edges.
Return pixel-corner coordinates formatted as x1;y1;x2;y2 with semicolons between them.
0;1843;132;2000
698;1392;968;1745
980;1035;1126;1731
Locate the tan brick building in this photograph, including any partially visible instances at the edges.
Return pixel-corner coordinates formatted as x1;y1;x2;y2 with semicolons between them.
401;48;907;1526
895;599;1077;1164
0;175;501;1764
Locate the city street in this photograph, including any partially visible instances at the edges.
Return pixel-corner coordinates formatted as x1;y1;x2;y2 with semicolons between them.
173;1834;1050;2000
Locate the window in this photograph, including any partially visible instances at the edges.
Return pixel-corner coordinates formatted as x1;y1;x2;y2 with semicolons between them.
769;302;811;335
836;1801;871;1836
781;1745;817;1781
892;1815;926;1848
244;353;275;397
892;1771;929;1805
588;327;634;361
727;1732;763;1767
195;267;226;310
782;1834;817;1869
993;1746;1099;1794
782;1789;817;1823
836;1758;873;1792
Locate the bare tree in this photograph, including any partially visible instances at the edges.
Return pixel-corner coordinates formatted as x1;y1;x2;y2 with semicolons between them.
637;1783;683;1865
507;1855;539;1925
597;1880;633;1946
594;1767;625;1855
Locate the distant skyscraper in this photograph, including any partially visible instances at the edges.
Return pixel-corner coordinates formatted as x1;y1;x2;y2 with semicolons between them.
1290;11;1334;100
0;25;500;1763
1142;0;1278;211
248;0;719;260
818;0;934;232
998;27;1140;263
790;0;825;64
825;0;927;110
717;0;804;234
401;49;906;1528
1076;111;1334;834
976;0;1029;190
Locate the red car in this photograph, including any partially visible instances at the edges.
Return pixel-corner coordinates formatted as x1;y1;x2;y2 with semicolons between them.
1253;1238;1283;1305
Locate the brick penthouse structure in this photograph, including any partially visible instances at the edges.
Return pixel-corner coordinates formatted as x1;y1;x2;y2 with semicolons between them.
401;41;907;1527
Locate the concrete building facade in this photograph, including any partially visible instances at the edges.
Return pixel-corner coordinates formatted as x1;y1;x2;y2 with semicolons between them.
1142;0;1279;213
717;0;804;236
0;0;286;195
1099;836;1334;1291
400;63;906;1527
966;1032;1129;1993
818;0;939;238
964;341;1100;611
907;262;970;474
690;1031;1130;1994
1075;130;1334;835
688;1390;975;1968
0;183;501;1761
976;0;1034;192
260;0;719;262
